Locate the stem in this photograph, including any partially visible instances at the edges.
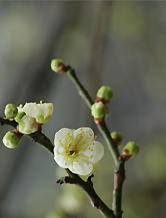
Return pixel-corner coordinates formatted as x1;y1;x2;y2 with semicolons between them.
66;68;126;217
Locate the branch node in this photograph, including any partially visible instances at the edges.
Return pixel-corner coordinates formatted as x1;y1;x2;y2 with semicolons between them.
56;176;76;185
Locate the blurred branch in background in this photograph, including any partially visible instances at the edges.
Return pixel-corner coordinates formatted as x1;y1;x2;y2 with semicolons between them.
81;1;112;127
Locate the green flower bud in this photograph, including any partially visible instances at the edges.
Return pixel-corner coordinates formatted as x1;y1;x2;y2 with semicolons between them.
50;59;66;73
96;86;113;103
4;104;18;119
91;101;108;119
18;115;38;134
111;132;123;147
121;141;139;161
3;131;20;148
14;111;26;123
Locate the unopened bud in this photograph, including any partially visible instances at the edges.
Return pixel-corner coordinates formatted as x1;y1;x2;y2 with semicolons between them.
18;115;38;134
121;141;139;161
4;104;18;119
111;132;123;147
3;131;20;148
14;111;26;123
51;59;67;73
96;86;113;104
91;102;108;119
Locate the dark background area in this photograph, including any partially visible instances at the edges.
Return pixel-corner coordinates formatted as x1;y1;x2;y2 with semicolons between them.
0;1;166;218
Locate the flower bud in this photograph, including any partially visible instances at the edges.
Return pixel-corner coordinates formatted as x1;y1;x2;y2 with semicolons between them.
121;141;139;161
111;132;123;147
50;59;67;73
91;101;108;119
14;111;26;123
18;115;38;134
3;131;20;148
96;86;113;104
4;104;18;119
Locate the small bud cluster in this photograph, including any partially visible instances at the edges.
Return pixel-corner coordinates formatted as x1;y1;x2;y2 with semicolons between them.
2;101;53;149
91;86;113;125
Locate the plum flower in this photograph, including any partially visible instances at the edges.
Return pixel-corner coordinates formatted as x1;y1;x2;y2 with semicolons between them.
54;127;104;175
17;101;53;124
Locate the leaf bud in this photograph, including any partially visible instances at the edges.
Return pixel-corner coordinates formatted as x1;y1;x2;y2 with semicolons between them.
4;104;18;119
96;86;113;104
18;115;39;134
91;101;108;119
3;131;20;148
50;59;67;73
121;141;139;161
111;132;123;147
14;111;26;123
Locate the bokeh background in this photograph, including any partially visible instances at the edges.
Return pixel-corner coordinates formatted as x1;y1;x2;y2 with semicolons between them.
0;1;166;218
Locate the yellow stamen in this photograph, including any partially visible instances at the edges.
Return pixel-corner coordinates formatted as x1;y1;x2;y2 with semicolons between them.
40;100;43;104
86;136;88;139
90;134;92;136
65;163;67;165
87;163;89;165
58;152;60;155
19;104;23;108
91;149;93;151
95;135;97;139
90;155;93;159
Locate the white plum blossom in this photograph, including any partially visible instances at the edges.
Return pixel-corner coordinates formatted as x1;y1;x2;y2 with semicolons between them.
54;127;104;175
18;101;53;124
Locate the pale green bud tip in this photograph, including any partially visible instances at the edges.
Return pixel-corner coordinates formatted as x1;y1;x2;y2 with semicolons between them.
91;101;108;119
111;132;123;147
123;141;139;157
97;86;113;102
3;131;20;148
50;59;66;73
14;112;26;123
18;115;38;134
4;104;18;118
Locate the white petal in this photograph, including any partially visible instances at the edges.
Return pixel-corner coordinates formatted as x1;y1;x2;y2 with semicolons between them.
73;127;94;146
54;128;73;145
38;103;53;118
23;103;42;118
71;161;93;175
82;141;104;163
54;147;68;168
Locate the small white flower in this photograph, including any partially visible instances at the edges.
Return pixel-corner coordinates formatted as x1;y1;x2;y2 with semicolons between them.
18;115;38;134
18;101;53;124
54;127;104;175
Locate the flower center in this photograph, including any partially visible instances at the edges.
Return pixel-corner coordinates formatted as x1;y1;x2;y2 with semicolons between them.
68;142;77;156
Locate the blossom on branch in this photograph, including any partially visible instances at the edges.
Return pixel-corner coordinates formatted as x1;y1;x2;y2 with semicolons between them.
17;101;53;124
54;127;104;175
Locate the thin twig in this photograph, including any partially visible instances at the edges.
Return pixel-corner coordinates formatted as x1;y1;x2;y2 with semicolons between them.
66;68;125;217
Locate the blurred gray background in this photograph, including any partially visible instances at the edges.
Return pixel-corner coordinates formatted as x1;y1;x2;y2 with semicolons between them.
0;1;166;218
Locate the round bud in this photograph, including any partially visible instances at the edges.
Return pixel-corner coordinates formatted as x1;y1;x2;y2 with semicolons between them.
121;141;139;161
50;59;66;73
4;104;18;119
111;132;123;147
3;131;20;148
18;115;38;134
14;111;26;123
91;101;108;119
96;86;113;103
